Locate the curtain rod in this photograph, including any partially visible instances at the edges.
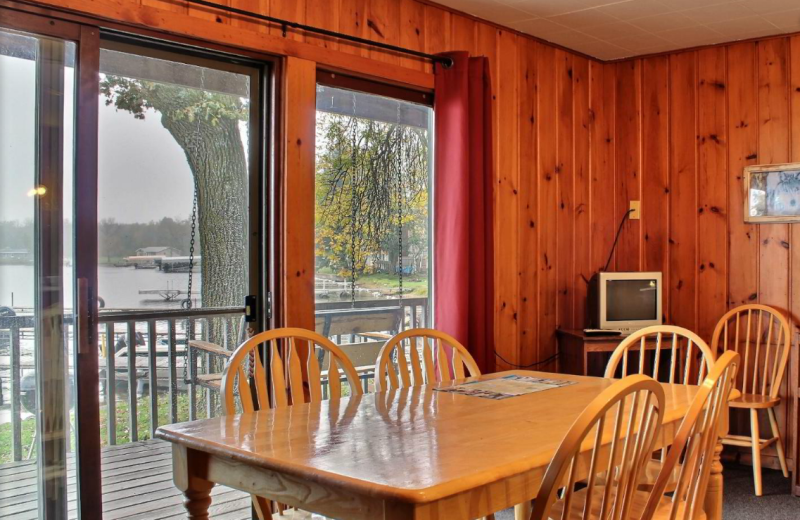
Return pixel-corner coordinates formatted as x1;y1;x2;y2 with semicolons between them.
181;0;454;68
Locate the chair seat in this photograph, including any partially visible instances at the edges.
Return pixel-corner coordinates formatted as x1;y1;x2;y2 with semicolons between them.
595;457;680;492
549;486;705;520
729;393;779;409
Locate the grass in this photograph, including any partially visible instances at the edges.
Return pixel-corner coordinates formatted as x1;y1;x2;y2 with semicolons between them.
0;390;215;465
0;380;357;465
329;272;429;297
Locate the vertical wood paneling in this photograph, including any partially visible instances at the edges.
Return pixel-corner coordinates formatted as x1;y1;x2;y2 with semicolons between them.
142;0;188;14
270;0;304;40
668;52;698;331
518;39;539;365
614;60;642;272
696;47;728;341
590;62;616;275
757;38;791;316
338;0;368;57
305;0;339;48
537;44;559;364
727;42;759;309
366;0;400;64
573;56;591;329
422;5;449;74
557;50;575;330
494;29;520;369
641;56;670;321
399;0;425;71
450;14;476;55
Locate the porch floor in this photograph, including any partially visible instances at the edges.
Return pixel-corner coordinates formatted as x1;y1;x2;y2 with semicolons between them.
0;439;251;519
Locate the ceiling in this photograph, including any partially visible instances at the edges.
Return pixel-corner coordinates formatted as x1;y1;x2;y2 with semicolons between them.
434;0;800;60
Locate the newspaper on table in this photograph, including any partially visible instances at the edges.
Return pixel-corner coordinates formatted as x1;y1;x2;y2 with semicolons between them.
434;374;577;400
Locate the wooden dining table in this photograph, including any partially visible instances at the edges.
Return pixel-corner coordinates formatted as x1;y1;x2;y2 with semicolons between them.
155;370;726;520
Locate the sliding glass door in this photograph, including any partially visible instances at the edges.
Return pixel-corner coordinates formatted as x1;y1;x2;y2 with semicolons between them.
0;16;99;519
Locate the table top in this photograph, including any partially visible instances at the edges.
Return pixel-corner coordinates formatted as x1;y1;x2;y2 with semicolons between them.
156;370;699;504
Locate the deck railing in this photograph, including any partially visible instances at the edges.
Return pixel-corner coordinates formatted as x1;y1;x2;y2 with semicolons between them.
0;297;428;460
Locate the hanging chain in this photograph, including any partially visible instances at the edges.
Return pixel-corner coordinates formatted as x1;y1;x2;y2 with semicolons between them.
396;104;404;306
186;185;198;310
183;66;206;385
350;93;358;309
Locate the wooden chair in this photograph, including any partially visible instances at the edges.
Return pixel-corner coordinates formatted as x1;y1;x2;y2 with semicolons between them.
530;374;666;520
641;350;740;520
604;325;716;385
603;325;717;493
374;328;481;391
220;327;363;519
712;304;791;496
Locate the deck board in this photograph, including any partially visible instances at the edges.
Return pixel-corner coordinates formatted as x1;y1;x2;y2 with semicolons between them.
0;439;251;519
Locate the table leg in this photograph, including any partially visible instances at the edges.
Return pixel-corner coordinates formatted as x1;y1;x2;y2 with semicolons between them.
704;440;724;520
704;400;729;520
172;444;214;520
514;500;532;520
183;480;214;520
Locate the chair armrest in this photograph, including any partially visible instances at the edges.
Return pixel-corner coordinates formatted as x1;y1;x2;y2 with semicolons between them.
188;340;232;358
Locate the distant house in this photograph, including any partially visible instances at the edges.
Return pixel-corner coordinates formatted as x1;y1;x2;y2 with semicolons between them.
135;246;181;257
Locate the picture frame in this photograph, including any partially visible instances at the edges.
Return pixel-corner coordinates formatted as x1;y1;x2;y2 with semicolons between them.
744;163;800;223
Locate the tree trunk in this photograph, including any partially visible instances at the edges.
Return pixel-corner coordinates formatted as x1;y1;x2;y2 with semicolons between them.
160;115;248;345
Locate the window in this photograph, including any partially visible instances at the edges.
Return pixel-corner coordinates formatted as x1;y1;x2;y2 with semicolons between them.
314;75;433;389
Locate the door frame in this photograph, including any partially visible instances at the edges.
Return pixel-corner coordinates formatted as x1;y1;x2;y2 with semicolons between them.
0;8;102;519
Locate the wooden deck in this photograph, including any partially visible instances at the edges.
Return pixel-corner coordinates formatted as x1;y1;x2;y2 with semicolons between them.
0;439;251;519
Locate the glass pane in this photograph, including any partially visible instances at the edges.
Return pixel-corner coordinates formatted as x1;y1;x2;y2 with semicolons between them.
0;28;77;518
96;45;254;443
314;85;433;392
98;48;251;312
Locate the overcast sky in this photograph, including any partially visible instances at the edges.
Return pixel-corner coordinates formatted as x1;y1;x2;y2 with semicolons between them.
1;53;196;225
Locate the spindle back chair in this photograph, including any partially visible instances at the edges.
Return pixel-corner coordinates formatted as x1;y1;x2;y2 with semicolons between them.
374;328;481;391
530;375;665;520
642;351;740;520
712;304;792;495
220;327;362;517
604;325;716;386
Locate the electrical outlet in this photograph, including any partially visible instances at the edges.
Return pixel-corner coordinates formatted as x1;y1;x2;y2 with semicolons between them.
629;200;641;220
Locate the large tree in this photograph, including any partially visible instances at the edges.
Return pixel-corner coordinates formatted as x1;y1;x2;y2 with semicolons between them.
315;114;429;278
101;76;249;319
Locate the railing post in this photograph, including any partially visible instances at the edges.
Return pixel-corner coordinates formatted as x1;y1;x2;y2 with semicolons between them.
167;319;178;424
126;321;138;442
10;320;22;461
188;318;197;421
147;320;158;438
105;323;116;445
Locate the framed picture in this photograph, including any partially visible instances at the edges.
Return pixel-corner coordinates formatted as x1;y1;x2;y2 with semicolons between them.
744;163;800;223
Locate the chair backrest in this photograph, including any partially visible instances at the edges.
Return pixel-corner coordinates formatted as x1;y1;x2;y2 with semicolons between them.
710;304;791;399
531;375;665;520
220;327;362;414
374;328;481;391
605;325;716;386
642;351;740;520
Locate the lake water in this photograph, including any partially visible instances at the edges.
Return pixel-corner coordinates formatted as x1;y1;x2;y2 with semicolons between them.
0;264;196;310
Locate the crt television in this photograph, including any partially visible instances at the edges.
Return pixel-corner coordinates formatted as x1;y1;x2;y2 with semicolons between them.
588;272;663;333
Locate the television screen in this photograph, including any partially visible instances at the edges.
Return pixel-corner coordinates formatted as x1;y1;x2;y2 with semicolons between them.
606;279;658;322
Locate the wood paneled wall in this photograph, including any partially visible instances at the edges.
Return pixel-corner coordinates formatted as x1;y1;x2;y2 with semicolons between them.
614;37;800;346
20;2;800;377
608;37;800;468
31;0;616;372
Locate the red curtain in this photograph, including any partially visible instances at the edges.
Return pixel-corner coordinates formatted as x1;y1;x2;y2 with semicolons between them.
433;51;494;373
